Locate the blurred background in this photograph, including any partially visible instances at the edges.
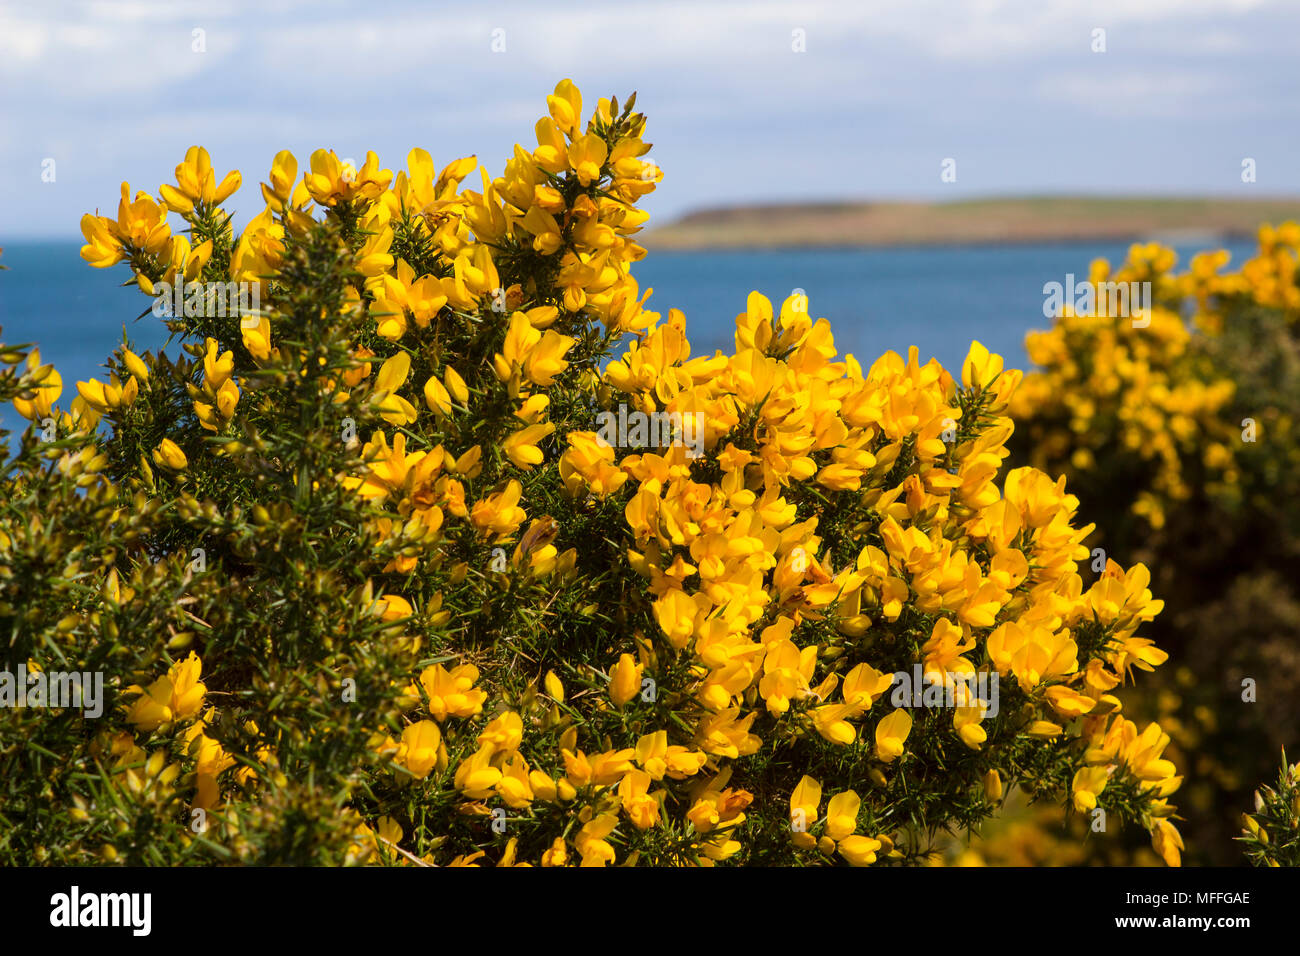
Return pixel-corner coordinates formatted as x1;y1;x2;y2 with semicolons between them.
3;0;1299;864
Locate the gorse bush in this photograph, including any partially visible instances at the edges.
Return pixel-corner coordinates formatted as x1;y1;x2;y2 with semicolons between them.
1239;752;1300;867
0;80;1182;867
1008;228;1300;864
1011;228;1300;553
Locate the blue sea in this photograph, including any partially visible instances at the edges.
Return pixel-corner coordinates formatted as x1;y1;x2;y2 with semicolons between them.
0;237;1258;437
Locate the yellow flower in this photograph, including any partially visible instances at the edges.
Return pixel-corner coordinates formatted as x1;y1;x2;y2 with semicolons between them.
515;394;549;423
1027;720;1064;739
260;150;298;211
469;480;527;536
454;745;503;797
478;711;523;752
79;214;123;268
541;838;568;867
523;205;564;255
609;653;642;710
874;709;913;763
837;835;883;866
77;378;121;415
492;312;576;390
120;348;149;383
372;594;412;622
694;708;760;758
443;366;469;404
986;621;1078;691
502;422;556;470
216;378;239;420
634;730;706;781
534;117;569;175
241;315;275;362
824;790;860;841
418;663;487;721
842;662;893;708
543;670;565;703
954;699;988;751
123;679;173;732
1151;819;1183;867
12;352;62;420
1072;766;1110;812
305;149;392;206
497;754;534;808
983;769;1003;802
160;146;240;212
546;78;583;137
355;201;395;277
397;720;442;780
124;652;207;731
568;133;608;187
575;813;618;867
560;430;628;498
423;374;452;416
812;704;858;745
618;769;660;829
112;182;171;256
371;352;418;426
151;438;188;471
789;774;821;848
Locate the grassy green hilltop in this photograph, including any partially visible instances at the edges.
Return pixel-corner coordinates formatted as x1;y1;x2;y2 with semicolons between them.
644;196;1300;250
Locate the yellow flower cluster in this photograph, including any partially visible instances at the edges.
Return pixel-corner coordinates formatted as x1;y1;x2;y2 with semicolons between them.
331;301;1179;864
108;650;272;823
1013;247;1237;529
1181;222;1300;331
560;304;1178;863
54;79;1181;867
1013;225;1300;531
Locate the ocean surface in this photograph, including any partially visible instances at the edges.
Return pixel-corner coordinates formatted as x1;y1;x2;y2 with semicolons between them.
0;237;1258;437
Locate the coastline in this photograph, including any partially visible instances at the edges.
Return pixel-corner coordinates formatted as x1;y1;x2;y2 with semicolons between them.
642;196;1300;252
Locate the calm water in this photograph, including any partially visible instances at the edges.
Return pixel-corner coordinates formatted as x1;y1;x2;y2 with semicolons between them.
0;238;1258;436
633;239;1258;370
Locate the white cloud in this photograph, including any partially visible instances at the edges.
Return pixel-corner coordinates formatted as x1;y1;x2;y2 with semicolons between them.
1037;70;1228;117
0;14;47;61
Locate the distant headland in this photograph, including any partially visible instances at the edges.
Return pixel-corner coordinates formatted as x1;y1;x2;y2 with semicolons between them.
643;196;1300;251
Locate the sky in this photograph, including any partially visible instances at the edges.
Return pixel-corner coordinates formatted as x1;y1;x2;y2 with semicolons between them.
2;0;1299;239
